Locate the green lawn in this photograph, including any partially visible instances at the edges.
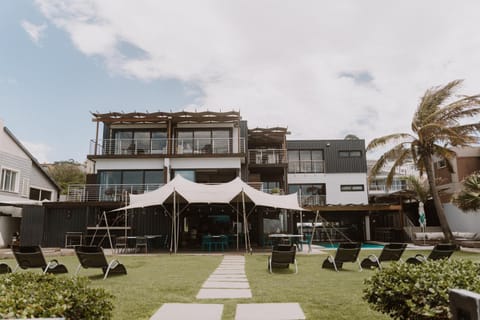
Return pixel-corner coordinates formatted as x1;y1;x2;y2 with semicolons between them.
2;249;480;319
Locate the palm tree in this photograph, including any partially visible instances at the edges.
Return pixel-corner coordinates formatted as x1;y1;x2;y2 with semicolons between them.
368;80;480;242
406;175;430;203
452;172;480;211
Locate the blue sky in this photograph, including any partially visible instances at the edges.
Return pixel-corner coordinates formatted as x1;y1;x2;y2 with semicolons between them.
0;1;198;162
2;1;480;163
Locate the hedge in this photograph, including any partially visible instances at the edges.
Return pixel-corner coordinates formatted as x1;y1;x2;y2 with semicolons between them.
0;272;114;319
363;259;480;319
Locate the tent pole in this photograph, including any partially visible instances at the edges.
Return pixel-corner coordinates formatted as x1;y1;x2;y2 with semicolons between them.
309;210;320;253
242;190;248;254
103;211;114;252
173;190;177;254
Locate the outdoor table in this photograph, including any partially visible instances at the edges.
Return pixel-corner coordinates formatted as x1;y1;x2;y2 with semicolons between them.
268;234;303;247
145;235;163;249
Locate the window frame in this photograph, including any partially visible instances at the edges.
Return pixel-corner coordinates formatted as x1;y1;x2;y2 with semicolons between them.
0;166;20;193
340;184;365;192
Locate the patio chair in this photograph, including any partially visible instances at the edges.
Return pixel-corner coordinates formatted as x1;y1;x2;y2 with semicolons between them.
135;236;148;253
297;233;312;252
12;245;68;274
0;263;12;274
406;243;457;264
360;243;407;270
322;242;362;272
268;245;297;274
115;236;128;254
74;246;127;280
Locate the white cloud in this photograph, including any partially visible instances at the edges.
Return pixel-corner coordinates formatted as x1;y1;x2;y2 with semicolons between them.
34;0;480;158
21;141;52;163
21;20;47;45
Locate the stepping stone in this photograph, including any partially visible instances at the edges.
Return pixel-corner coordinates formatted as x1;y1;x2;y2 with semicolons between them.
235;303;305;320
150;303;223;320
202;281;250;289
207;276;248;282
212;270;245;274
197;288;252;299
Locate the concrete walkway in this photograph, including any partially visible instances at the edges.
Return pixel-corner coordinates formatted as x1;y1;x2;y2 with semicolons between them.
196;255;252;299
151;255;306;319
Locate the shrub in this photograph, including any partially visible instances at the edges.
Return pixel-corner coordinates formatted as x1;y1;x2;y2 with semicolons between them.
363;259;480;319
0;272;114;319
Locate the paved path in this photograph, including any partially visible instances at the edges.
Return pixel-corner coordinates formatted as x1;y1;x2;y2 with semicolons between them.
196;255;252;299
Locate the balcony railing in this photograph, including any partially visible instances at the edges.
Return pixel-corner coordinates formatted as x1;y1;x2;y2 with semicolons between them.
66;184;163;202
90;138;245;156
299;195;326;206
248;149;287;165
368;180;408;193
288;160;325;173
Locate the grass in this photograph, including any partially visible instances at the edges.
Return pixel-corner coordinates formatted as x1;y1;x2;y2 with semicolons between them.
2;249;480;319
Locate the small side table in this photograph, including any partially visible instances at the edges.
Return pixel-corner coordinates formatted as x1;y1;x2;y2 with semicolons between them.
65;232;83;248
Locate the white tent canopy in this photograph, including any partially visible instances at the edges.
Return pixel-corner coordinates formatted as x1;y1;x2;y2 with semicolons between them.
113;175;305;211
109;175;306;253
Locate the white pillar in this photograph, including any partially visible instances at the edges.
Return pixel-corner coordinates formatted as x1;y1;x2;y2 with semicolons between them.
364;215;371;241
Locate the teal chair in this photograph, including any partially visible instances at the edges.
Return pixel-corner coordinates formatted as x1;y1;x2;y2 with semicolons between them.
298;233;312;252
201;235;213;251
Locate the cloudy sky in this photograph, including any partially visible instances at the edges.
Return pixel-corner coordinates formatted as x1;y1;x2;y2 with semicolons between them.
1;0;480;163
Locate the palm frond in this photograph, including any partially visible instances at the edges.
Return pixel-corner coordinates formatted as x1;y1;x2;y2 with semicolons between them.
385;148;411;188
452;172;480;212
406;175;430;203
366;133;413;151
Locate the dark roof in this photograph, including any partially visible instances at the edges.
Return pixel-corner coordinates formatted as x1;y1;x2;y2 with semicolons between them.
3;127;60;192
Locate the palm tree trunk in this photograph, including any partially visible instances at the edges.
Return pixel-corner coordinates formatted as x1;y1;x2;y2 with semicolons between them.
423;155;454;242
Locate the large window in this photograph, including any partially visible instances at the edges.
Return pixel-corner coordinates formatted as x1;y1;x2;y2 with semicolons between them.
112;130;167;154
288;150;324;173
98;170;163;197
29;187;52;201
1;168;18;192
288;184;326;205
176;129;231;154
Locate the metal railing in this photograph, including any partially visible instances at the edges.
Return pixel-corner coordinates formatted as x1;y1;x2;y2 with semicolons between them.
288;160;325;173
368;180;408;193
299;195;326;206
66;183;163;202
260;188;285;195
248;149;287;165
90;138;245;156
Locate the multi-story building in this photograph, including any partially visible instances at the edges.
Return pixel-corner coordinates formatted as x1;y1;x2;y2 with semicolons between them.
434;146;480;233
0;119;59;248
31;111;375;248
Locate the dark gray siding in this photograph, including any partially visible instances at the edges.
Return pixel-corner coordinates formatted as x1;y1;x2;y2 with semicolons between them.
42;207;90;247
20;206;45;246
287;139;367;173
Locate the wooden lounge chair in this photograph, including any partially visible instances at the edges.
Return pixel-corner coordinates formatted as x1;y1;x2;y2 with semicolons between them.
361;243;407;270
322;242;362;272
268;245;297;274
0;263;12;274
75;246;127;280
12;245;68;274
406;243;457;264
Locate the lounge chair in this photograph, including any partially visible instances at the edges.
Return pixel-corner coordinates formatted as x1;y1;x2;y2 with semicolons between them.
12;246;68;274
74;246;127;280
268;245;297;274
406;243;457;264
322;242;362;272
0;263;12;274
361;243;407;270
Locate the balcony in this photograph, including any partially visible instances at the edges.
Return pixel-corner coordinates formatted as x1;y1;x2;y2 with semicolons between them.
65;184;163;202
288;160;325;173
90;138;245;156
299;195;326;206
248;149;287;165
368;179;408;194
